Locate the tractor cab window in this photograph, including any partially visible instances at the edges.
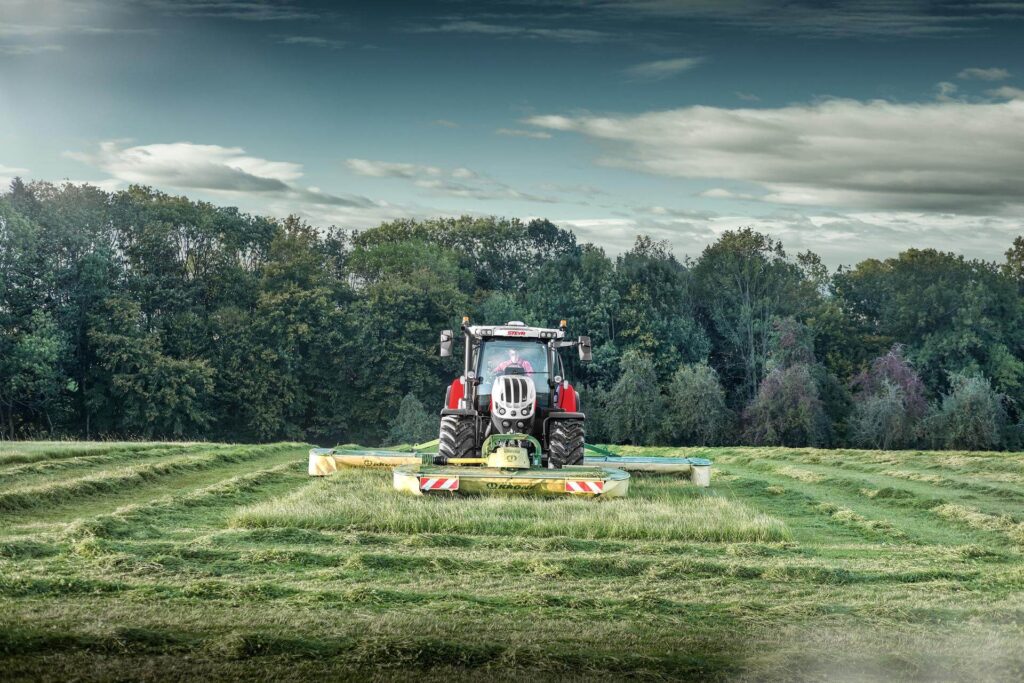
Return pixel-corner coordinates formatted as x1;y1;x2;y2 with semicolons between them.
476;341;548;389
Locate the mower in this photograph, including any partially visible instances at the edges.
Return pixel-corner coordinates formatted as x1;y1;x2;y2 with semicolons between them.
308;319;712;496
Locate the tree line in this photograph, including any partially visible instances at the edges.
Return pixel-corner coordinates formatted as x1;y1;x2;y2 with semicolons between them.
3;179;1024;451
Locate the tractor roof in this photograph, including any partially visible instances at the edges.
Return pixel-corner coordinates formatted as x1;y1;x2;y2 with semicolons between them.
467;321;566;340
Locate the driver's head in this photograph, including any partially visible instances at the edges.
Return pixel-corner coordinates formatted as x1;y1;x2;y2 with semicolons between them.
508;349;520;362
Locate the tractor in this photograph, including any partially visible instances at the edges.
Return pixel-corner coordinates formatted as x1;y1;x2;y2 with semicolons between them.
438;319;592;468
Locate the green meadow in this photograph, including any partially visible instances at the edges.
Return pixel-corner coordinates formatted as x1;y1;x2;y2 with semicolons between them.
1;441;1022;681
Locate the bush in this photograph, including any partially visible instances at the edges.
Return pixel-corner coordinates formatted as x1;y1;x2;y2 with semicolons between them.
385;393;437;446
663;362;731;445
850;346;926;449
579;384;612;443
928;373;1008;451
606;350;663;445
743;364;829;447
850;381;916;449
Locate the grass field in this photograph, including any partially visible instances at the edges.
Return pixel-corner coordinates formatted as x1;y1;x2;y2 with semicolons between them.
1;441;1023;681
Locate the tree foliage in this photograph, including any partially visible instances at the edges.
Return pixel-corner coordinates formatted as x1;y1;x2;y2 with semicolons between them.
663;362;731;445
386;393;437;446
928;373;1009;451
606;350;662;445
850;346;927;449
2;180;1024;450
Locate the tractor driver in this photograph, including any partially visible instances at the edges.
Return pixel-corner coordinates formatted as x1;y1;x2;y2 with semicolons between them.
494;348;534;374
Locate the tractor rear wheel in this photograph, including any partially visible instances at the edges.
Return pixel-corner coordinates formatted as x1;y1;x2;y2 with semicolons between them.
438;415;477;459
548;419;584;468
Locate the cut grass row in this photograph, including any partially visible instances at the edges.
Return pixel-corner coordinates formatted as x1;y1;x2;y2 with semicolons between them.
0;444;301;513
0;443;185;467
743;458;1024;547
0;444;231;488
718;456;1024;548
63;460;303;541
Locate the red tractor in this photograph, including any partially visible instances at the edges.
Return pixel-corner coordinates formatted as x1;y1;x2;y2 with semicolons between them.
438;319;592;468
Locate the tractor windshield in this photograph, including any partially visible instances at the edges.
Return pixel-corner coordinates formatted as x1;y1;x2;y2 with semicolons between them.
477;340;548;386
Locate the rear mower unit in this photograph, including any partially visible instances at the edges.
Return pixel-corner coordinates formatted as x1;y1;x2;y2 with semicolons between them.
392;433;631;498
308;319;712;497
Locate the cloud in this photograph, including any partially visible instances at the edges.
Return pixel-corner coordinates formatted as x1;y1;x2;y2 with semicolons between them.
0;43;63;56
934;81;959;102
346;157;556;203
346;159;442;179
526;97;1024;213
0;24;151;38
554;209;1024;266
68;141;376;208
586;0;1021;38
735;91;760;102
142;1;320;21
540;183;609;198
623;56;703;81
0;18;155;56
0;164;31;186
988;86;1024;100
496;128;552;139
698;188;761;201
958;66;1011;81
432;119;459;128
278;35;344;49
411;20;608;43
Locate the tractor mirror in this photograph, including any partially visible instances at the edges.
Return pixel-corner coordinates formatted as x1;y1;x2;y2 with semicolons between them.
578;336;592;362
440;330;453;357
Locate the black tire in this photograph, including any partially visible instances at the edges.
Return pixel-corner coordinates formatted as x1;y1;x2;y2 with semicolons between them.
438;415;477;459
548;419;584;468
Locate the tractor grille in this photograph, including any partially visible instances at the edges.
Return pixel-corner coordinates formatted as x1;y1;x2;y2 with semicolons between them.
505;376;526;404
494;375;536;410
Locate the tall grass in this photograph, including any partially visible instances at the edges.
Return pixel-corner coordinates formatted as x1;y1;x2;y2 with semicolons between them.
232;470;791;542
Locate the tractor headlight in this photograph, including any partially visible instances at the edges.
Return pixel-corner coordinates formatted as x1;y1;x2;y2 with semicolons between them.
502;421;510;428
521;405;531;415
517;421;524;428
498;407;505;415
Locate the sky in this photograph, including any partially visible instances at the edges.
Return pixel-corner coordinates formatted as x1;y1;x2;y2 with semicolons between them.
1;0;1023;266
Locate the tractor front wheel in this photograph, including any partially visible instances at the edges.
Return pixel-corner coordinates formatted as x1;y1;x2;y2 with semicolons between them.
548;419;584;468
438;415;477;459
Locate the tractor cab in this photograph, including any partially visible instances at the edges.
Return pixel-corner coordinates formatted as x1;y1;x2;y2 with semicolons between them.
438;319;592;467
475;338;550;410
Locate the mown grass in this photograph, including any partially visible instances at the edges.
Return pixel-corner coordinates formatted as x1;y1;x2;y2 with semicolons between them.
1;441;1023;681
231;468;789;542
0;444;299;513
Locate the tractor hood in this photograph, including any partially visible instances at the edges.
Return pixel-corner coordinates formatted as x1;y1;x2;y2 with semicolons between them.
490;374;537;434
